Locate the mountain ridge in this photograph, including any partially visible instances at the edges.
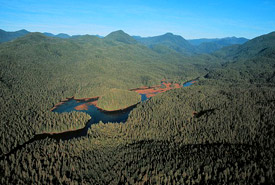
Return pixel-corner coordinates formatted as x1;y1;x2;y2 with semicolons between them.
133;32;196;55
188;37;249;53
0;27;275;184
0;29;30;43
104;30;137;44
206;31;275;84
0;29;272;56
0;29;104;43
188;37;249;46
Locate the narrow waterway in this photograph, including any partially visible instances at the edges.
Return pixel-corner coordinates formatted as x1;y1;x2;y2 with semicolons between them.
0;80;197;159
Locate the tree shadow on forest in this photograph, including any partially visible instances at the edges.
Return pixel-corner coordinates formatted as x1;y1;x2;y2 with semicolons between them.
0;127;87;160
193;108;217;118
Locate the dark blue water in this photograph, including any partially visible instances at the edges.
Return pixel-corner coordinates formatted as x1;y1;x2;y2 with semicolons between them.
52;99;142;139
50;80;196;139
0;80;197;158
54;81;196;125
53;100;132;124
53;95;149;125
183;81;195;87
140;94;148;101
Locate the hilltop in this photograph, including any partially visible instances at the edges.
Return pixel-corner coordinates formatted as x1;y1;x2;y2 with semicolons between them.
0;29;29;43
0;29;274;184
104;30;137;44
133;32;196;55
1;29;250;54
205;31;275;84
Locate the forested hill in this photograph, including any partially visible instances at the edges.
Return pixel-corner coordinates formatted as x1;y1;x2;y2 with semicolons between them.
43;32;71;39
0;29;29;43
104;30;138;44
133;33;196;55
0;30;275;184
188;37;248;46
188;37;249;53
0;29;100;42
1;29;250;54
133;34;249;54
214;31;275;59
205;31;275;84
0;30;212;155
0;31;216;102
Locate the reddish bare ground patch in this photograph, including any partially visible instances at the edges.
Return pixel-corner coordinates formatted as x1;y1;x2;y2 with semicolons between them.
74;98;99;110
50;97;74;111
74;104;89;111
145;94;157;98
87;100;98;106
140;86;148;89
51;81;193;112
51;97;99;111
134;88;158;94
173;83;182;88
132;82;181;98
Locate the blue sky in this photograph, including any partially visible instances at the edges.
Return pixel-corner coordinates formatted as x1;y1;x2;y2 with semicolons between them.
0;0;274;39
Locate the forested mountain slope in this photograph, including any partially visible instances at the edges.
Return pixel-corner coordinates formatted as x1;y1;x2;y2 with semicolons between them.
0;31;211;155
0;29;29;43
214;31;275;59
188;37;249;53
104;30;138;44
206;31;275;84
133;33;196;55
43;32;71;39
0;30;274;184
0;29;250;55
0;29;103;43
188;37;248;46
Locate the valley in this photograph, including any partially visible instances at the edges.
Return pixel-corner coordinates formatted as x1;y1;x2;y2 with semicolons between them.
0;29;274;184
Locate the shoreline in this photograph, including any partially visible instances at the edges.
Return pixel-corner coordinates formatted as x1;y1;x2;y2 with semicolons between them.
51;80;197;113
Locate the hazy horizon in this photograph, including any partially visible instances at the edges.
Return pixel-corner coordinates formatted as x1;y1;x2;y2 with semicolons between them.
1;28;256;40
1;0;275;39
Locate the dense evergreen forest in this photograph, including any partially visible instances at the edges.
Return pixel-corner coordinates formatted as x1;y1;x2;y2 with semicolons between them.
0;30;274;184
97;89;141;111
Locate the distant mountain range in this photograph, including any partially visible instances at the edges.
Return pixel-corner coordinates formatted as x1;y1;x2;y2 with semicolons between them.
0;29;29;43
188;37;249;46
43;32;71;39
0;29;249;54
133;33;249;54
0;29;103;43
205;31;275;83
188;37;249;53
0;28;275;184
104;30;137;44
214;32;275;59
133;33;196;55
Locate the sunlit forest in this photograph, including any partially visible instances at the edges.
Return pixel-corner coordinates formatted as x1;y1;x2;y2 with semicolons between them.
0;29;275;184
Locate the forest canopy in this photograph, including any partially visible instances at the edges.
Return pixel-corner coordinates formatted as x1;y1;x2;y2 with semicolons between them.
0;30;274;184
97;88;141;111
